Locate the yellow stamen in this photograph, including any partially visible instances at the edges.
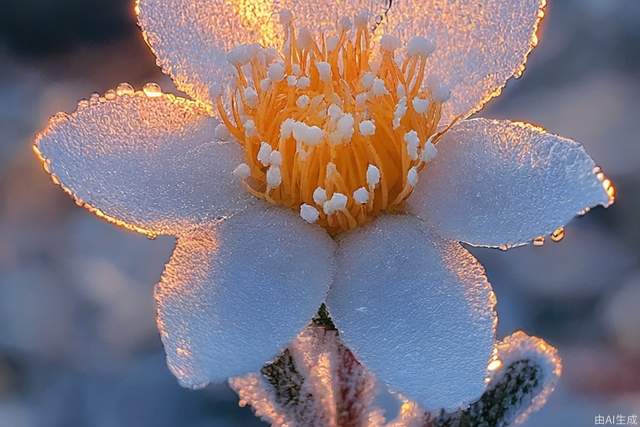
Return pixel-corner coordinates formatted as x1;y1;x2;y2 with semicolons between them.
218;12;445;235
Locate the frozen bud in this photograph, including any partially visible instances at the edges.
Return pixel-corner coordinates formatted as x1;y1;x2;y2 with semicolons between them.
313;187;328;205
407;36;436;57
330;192;348;210
259;78;271;92
270;150;283;166
268;62;285;82
279;9;293;26
257;142;273;166
371;78;389;96
404;130;420;160
232;163;251;179
214;123;230;140
297;76;310;89
266;166;282;188
244;87;258;108
432;82;451;103
300;204;320;223
287;75;298;87
354;10;369;28
338;16;352;32
296;95;310;108
359;120;376;136
412;97;429;113
316;61;332;82
407;167;419;186
422;136;438;163
361;72;375;89
367;164;381;187
244;119;257;137
353;187;369;204
380;34;401;52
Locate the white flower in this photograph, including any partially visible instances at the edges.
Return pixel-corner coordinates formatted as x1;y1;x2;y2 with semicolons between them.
34;0;614;411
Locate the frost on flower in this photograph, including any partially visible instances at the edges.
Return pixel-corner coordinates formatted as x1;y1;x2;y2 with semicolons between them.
33;0;615;421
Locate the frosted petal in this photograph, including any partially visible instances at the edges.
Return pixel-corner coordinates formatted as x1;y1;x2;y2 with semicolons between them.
156;207;336;387
35;90;252;237
136;0;395;106
386;0;546;125
327;215;497;410
409;119;613;248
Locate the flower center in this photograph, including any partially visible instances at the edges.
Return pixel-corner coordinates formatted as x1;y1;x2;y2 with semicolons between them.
216;11;448;235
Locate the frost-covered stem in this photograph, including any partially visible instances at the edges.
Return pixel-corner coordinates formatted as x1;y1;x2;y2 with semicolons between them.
230;308;561;427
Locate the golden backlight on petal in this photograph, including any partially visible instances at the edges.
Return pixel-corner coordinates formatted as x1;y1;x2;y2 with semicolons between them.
226;0;278;47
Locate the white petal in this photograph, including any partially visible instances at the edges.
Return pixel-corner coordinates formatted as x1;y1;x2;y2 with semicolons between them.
156;207;336;388
409;119;612;248
386;0;546;125
34;89;252;237
327;215;496;410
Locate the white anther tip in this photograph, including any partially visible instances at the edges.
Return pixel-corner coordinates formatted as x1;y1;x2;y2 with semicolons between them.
266;166;282;188
412;97;430;113
407;36;436;57
270;150;283;167
257;142;273;166
359;120;376;136
287;75;298;87
422;137;438;163
432;82;451;103
338;16;352;32
355;11;369;27
316;62;332;82
353;187;370;204
366;164;381;187
268;62;285;82
330;192;348;210
313;187;328;205
296;94;310;108
407;167;419;187
300;204;320;224
244;119;257;137
232;163;251;179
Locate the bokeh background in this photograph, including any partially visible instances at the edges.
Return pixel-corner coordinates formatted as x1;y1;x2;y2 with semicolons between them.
0;1;638;426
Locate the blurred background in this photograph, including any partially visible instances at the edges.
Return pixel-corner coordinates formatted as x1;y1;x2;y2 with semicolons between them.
0;0;638;426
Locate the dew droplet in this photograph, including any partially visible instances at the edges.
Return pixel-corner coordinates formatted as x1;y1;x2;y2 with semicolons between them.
238;399;247;408
104;89;117;100
143;82;163;98
116;82;135;96
551;227;565;243
77;99;89;109
533;236;545;247
89;93;100;105
498;244;509;252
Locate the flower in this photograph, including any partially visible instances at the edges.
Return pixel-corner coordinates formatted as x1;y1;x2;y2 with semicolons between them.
34;0;614;411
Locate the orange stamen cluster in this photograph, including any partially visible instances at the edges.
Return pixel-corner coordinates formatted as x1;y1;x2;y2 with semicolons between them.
216;11;448;235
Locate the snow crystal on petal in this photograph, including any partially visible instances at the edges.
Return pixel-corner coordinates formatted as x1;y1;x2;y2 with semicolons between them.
409;119;612;248
34;90;251;236
156;207;335;387
327;215;497;410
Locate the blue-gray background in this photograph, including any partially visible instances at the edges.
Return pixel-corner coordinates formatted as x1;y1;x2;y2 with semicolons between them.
0;1;638;426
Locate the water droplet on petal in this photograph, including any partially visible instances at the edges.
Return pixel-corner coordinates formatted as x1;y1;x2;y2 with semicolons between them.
551;227;565;242
533;236;545;247
104;89;117;100
77;99;89;109
116;83;135;96
498;244;509;252
143;82;163;98
89;93;101;105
